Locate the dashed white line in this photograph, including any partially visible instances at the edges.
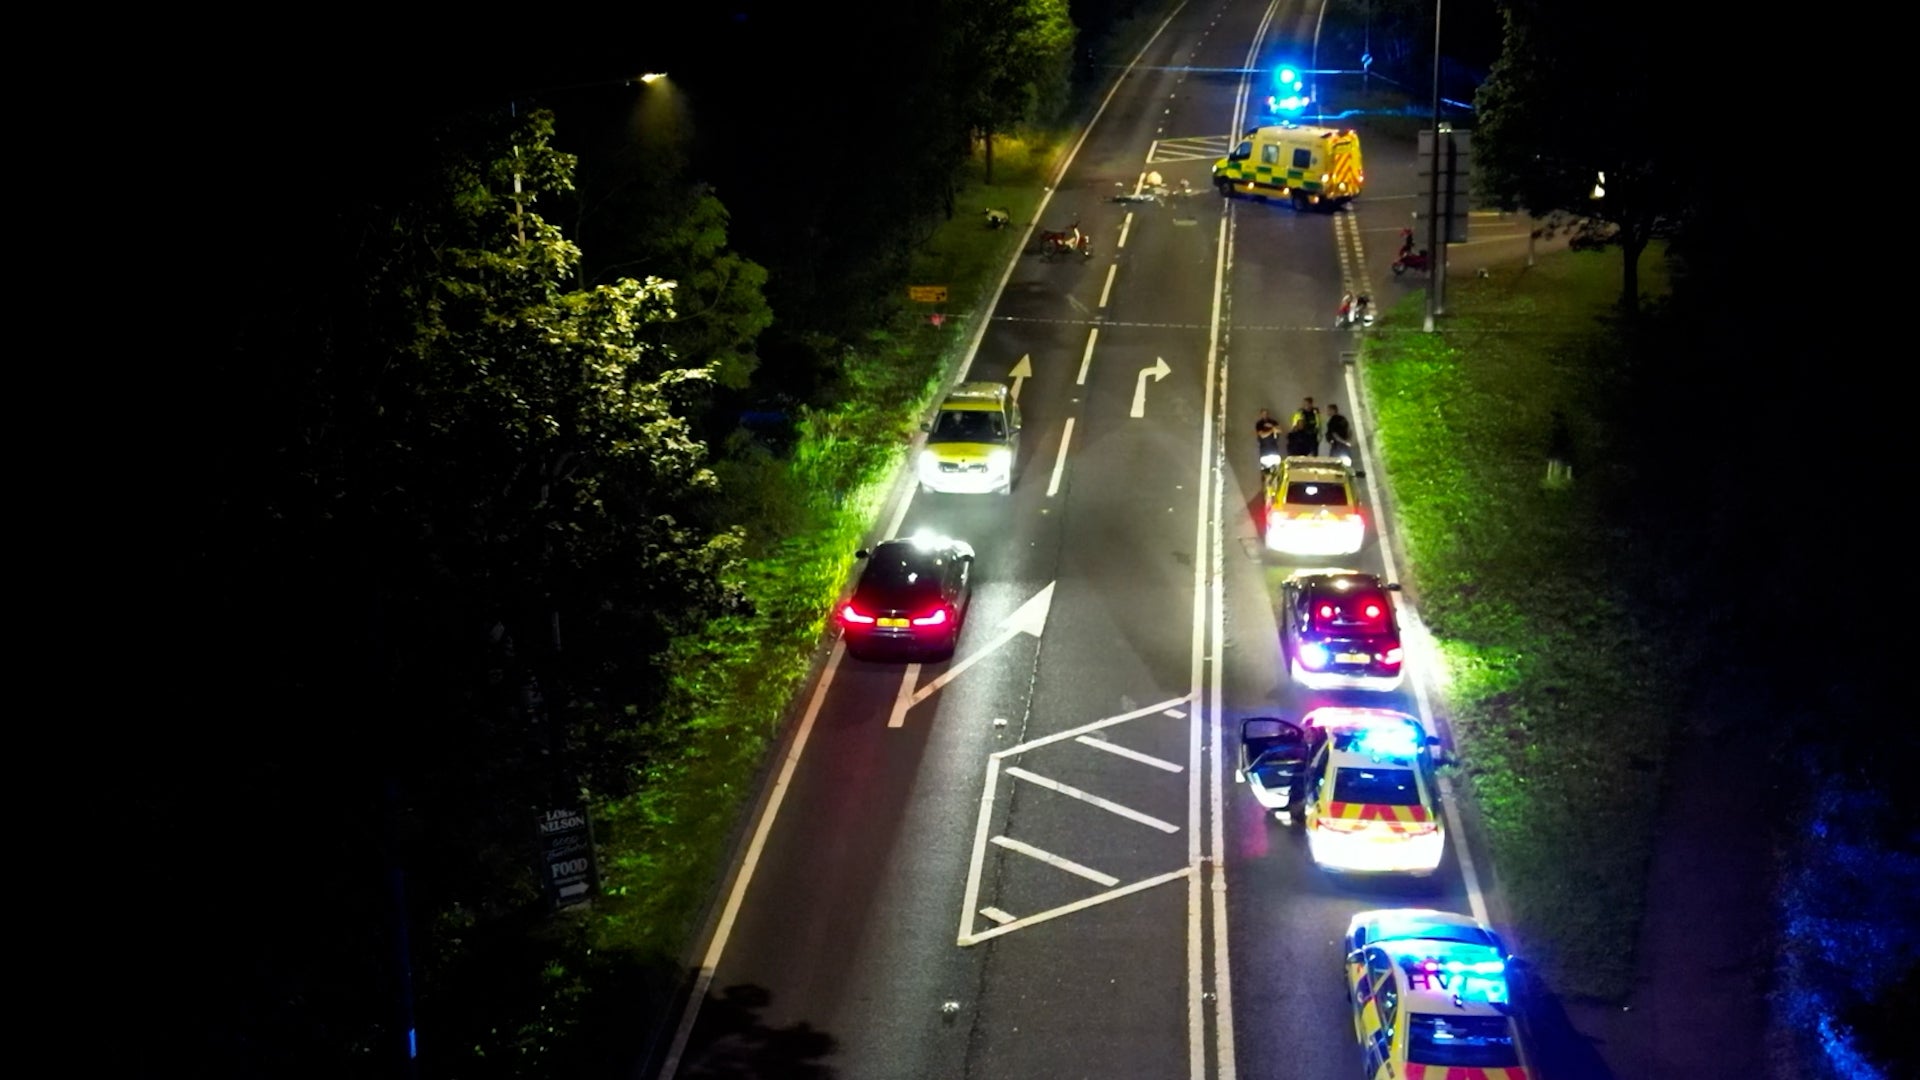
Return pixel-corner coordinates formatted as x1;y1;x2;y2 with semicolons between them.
1077;327;1100;385
1047;417;1075;498
1005;766;1180;832
991;835;1119;886
1076;734;1185;772
1119;211;1135;249
1099;263;1118;308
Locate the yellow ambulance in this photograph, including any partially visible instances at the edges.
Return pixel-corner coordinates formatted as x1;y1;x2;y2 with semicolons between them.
1212;125;1364;209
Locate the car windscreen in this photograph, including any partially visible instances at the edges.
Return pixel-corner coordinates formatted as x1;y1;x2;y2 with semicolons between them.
1284;480;1349;507
1407;1015;1521;1069
928;409;1006;443
858;549;946;604
1332;766;1420;806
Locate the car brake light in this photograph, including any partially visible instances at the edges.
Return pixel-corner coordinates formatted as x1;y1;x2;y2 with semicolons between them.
911;606;950;627
1363;603;1382;619
1318;604;1335;619
841;604;876;625
1382;646;1404;665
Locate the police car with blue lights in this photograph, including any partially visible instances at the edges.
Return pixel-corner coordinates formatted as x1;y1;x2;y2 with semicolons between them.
1345;908;1534;1080
1282;708;1447;875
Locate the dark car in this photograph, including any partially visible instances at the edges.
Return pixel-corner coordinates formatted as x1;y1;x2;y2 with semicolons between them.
838;534;975;661
1280;570;1405;691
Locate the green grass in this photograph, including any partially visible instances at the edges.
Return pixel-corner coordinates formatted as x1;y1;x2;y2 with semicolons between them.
1359;248;1679;1000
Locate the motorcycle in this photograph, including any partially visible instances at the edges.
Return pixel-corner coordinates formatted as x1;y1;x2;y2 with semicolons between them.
1392;228;1430;276
1334;293;1375;329
1040;225;1093;260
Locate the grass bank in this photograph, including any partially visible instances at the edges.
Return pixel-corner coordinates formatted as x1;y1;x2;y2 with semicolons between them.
1358;248;1679;1000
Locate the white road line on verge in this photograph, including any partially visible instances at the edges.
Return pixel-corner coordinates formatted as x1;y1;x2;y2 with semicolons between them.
991;834;1119;886
1119;211;1135;250
980;907;1016;925
993;693;1191;759
1048;417;1075;498
964;868;1190;946
958;756;1004;944
1005;766;1181;832
1164;707;1186;718
1077;327;1099;385
1099;263;1119;308
1342;362;1489;927
658;639;848;1077
1077;734;1184;772
887;662;922;728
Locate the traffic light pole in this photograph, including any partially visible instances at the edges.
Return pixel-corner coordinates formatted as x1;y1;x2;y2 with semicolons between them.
1424;0;1445;332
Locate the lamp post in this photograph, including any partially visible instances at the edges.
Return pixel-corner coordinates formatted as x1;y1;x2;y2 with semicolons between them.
1423;0;1445;332
1312;0;1331;122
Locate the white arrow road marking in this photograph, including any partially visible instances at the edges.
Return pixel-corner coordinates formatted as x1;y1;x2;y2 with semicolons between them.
990;835;1118;886
1005;766;1180;832
1076;734;1184;772
1009;354;1033;402
890;583;1055;724
886;663;922;729
1131;356;1171;418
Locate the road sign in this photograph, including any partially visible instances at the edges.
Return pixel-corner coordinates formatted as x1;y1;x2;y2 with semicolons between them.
1417;129;1473;245
537;805;597;911
909;285;949;303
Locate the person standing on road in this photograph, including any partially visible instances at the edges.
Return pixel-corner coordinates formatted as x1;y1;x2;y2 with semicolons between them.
1291;397;1320;455
1254;409;1282;468
1285;414;1317;457
1325;403;1354;465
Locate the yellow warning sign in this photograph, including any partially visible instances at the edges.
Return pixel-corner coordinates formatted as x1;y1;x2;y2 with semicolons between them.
909;285;949;303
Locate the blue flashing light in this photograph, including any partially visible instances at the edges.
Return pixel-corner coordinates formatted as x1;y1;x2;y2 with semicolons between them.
408;1028;418;1058
1278;66;1298;85
1354;720;1422;760
1299;642;1331;669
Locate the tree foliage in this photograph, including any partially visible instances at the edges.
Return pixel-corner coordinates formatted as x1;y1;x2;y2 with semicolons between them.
947;0;1077;183
1472;0;1693;306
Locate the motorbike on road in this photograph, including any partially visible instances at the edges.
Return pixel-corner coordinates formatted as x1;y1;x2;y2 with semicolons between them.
1392;228;1430;276
1039;224;1093;260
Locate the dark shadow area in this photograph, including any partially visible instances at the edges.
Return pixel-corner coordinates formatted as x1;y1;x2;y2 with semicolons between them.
664;984;838;1080
1513;960;1616;1080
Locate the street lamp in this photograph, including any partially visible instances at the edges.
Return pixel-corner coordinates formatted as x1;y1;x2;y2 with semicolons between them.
1424;0;1445;332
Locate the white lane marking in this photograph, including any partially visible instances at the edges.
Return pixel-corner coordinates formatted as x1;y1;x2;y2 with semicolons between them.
887;662;922;729
980;906;1016;925
1119;210;1135;250
1077;326;1099;385
1209;214;1236;1080
908;582;1054;707
958;756;1004;944
1005;766;1181;833
1047;418;1075;497
1163;708;1186;718
991;834;1119;886
993;693;1191;759
1131;356;1171;418
964;868;1189;946
658;639;848;1077
1099;263;1119;308
1343;362;1491;926
1077;734;1184;772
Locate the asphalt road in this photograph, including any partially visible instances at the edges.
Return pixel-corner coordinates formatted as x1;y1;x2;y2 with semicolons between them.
661;2;1500;1077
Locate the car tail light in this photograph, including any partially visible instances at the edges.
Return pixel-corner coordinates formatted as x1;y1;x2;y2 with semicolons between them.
911;605;951;627
1381;646;1404;665
1363;603;1382;620
840;604;876;625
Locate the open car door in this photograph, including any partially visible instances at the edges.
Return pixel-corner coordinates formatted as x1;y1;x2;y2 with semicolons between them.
1238;717;1311;817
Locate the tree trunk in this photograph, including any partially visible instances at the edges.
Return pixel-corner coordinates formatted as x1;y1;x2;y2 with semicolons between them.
983;125;995;187
1620;221;1648;313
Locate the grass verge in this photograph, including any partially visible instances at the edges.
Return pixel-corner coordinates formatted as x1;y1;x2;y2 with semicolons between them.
1358;248;1679;1000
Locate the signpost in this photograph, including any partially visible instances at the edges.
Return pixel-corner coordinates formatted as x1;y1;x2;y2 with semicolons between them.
538;805;598;911
908;285;949;303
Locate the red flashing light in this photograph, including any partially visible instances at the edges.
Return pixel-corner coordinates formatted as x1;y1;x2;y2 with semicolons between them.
1319;604;1335;619
841;604;876;625
1363;603;1382;619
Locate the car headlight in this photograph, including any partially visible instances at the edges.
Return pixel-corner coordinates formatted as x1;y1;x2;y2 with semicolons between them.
1298;643;1330;669
989;448;1012;472
918;450;939;477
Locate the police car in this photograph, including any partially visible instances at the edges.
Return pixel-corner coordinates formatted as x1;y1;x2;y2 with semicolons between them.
1345;908;1532;1079
1263;456;1365;555
918;382;1021;494
1299;708;1446;875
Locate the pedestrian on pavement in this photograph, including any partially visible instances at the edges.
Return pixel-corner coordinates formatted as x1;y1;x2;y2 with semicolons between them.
1325;403;1354;464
